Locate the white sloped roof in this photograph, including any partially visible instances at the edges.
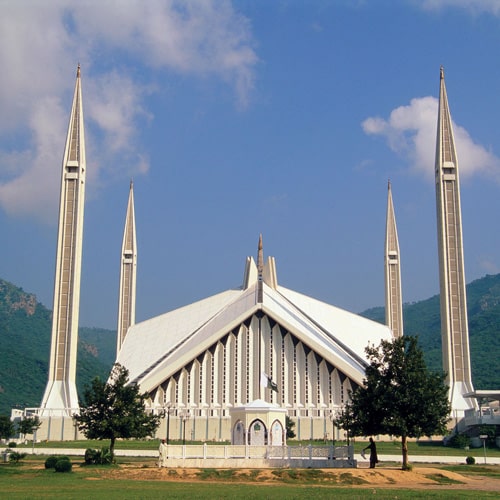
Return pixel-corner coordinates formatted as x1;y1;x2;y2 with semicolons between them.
276;285;390;361
117;275;393;392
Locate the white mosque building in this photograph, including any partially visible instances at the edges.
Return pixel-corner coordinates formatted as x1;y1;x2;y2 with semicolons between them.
116;235;393;441
22;65;485;441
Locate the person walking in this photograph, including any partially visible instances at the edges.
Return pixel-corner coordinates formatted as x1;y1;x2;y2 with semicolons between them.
158;438;167;467
363;437;379;468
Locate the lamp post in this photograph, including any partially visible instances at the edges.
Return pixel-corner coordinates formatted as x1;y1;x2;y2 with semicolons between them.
329;411;335;448
164;402;172;445
480;434;488;464
180;410;191;446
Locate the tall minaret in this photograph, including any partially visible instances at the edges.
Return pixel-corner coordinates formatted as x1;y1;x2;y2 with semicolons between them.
116;180;137;355
384;181;403;338
257;233;264;303
41;65;86;415
435;66;475;413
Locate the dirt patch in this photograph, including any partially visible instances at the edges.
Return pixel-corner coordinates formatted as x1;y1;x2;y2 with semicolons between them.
90;464;500;491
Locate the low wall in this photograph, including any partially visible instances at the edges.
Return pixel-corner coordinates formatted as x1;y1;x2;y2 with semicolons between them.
162;457;357;468
160;444;356;468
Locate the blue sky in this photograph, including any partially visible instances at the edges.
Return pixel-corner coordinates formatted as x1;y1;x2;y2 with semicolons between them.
1;0;500;330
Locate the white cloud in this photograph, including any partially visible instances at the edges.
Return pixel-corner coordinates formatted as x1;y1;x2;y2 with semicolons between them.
362;96;500;182
0;0;258;222
419;0;500;15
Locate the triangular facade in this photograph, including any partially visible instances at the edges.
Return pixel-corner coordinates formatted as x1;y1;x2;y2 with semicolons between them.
116;243;392;440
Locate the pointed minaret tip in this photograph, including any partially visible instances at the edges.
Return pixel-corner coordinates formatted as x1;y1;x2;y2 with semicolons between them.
257;234;264;275
440;65;444;80
77;63;81;78
130;178;134;189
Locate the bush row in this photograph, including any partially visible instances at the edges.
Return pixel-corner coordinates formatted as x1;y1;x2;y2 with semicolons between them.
44;455;72;473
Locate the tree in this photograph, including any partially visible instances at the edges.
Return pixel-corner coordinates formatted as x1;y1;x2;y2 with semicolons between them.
17;416;41;438
285;416;296;439
0;415;14;441
335;336;451;469
74;363;160;457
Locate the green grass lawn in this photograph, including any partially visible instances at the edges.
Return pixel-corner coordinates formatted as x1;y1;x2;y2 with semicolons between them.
1;461;499;500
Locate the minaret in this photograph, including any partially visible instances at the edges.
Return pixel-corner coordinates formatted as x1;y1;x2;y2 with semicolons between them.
435;66;475;413
257;234;264;303
40;65;86;415
384;181;403;338
116;180;137;355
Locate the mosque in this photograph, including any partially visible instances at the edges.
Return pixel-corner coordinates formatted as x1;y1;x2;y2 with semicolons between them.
26;65;484;441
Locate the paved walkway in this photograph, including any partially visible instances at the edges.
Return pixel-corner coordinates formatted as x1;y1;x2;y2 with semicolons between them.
23;448;500;465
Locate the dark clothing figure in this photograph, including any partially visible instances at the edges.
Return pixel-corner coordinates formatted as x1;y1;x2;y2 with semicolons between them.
364;437;378;468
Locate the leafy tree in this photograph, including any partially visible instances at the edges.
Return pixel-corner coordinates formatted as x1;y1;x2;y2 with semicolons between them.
17;416;41;438
285;416;296;439
0;415;14;440
335;336;451;470
74;363;160;457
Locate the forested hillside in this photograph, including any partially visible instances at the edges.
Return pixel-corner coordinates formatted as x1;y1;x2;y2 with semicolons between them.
361;274;500;390
0;279;115;415
1;273;499;416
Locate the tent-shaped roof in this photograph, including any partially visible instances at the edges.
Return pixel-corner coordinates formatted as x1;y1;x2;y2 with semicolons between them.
116;250;392;392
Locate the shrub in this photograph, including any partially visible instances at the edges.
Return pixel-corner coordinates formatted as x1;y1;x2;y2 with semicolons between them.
402;462;413;471
8;442;17;448
54;458;72;473
9;451;26;463
45;455;70;469
446;433;470;449
84;448;100;465
84;447;114;465
466;456;475;465
100;447;114;464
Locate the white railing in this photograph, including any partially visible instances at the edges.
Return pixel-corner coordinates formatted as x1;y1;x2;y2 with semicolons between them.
163;444;353;460
463;406;500;428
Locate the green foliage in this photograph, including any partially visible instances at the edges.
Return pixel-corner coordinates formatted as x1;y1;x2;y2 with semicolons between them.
8;441;17;448
466;455;475;465
0;278;115;415
445;433;470;449
84;447;114;465
54;458;72;473
336;336;451;469
2;273;500;416
8;451;27;463
74;363;161;456
478;425;496;440
361;274;500;389
84;448;99;464
17;416;41;436
285;416;296;439
44;455;69;469
0;415;14;440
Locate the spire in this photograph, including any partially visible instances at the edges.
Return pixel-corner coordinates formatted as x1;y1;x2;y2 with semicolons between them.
435;66;475;413
117;180;137;355
384;180;403;338
257;234;264;302
436;65;458;171
257;234;264;277
41;65;86;415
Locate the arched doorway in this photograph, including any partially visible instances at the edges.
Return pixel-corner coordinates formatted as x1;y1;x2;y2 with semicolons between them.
232;420;245;445
248;419;267;445
270;419;284;446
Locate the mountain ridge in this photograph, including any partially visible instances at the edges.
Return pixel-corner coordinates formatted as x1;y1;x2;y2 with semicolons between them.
1;274;499;415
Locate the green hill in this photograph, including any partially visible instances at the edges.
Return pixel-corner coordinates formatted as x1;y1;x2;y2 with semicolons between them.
1;273;499;416
0;279;115;415
361;274;500;390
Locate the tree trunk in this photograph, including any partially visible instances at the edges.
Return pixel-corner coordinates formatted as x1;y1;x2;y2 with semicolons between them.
110;436;116;458
401;434;409;470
